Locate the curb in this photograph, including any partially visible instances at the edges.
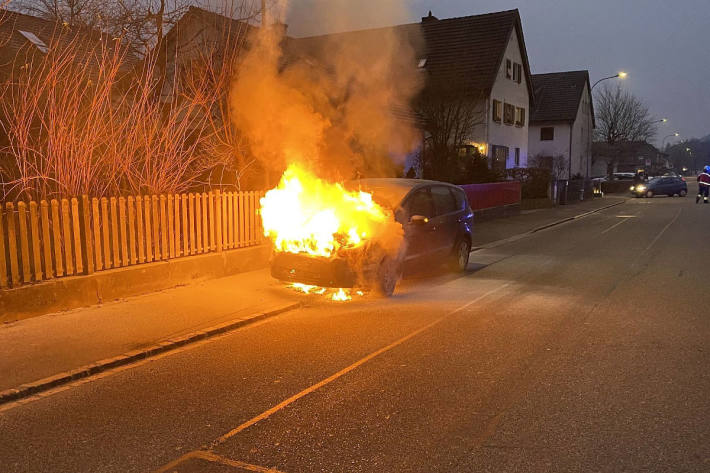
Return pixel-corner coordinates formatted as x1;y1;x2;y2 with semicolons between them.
0;302;301;405
531;199;627;233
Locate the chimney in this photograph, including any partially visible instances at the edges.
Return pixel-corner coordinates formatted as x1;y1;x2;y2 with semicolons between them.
421;10;438;23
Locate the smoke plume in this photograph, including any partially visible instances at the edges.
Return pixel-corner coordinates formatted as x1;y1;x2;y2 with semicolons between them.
229;0;423;184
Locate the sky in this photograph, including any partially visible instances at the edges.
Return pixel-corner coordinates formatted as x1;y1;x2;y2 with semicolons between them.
285;0;710;145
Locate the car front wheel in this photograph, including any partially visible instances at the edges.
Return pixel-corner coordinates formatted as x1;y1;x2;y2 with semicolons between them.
646;190;654;198
449;239;471;272
680;189;687;197
376;256;401;297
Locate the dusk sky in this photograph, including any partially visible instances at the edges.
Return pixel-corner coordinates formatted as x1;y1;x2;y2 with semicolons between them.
286;0;710;145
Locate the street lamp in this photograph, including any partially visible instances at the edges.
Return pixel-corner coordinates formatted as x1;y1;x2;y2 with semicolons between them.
661;132;679;149
651;118;668;124
591;71;628;90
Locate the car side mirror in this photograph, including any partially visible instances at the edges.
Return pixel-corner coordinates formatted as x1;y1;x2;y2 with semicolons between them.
410;215;429;225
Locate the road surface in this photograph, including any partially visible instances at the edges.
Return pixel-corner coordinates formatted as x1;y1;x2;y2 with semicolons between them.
1;190;709;472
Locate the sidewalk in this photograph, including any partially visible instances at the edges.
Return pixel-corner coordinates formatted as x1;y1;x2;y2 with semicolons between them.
0;195;626;402
471;196;627;248
0;269;298;396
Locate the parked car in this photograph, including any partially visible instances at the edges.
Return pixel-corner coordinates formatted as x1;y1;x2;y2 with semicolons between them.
270;179;475;296
613;172;636;180
630;176;687;198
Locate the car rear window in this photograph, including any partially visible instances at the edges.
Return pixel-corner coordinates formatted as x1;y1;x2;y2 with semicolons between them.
431;186;457;216
451;188;467;211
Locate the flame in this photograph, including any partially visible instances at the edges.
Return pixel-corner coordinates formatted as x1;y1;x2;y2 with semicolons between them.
289;283;356;301
260;163;392;258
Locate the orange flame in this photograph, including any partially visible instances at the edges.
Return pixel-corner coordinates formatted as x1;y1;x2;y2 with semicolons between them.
260;163;392;258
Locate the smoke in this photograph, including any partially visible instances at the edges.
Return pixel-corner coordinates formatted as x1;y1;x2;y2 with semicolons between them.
229;0;423;184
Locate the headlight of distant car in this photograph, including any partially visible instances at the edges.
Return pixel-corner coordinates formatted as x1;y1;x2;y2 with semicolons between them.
637;185;647;192
630;186;635;191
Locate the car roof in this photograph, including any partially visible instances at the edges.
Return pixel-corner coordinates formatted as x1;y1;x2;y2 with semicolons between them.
348;178;458;207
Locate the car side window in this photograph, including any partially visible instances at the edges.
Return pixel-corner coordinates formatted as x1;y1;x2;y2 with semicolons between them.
407;189;434;219
431;186;457;216
451;188;467;211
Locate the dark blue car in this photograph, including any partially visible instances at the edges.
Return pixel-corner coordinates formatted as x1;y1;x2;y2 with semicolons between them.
631;176;688;198
270;178;474;296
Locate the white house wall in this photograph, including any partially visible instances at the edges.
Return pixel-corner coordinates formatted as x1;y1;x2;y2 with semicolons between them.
570;82;593;178
487;26;529;169
528;122;571;170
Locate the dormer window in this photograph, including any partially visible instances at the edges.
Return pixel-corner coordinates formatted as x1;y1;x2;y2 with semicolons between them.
18;30;48;53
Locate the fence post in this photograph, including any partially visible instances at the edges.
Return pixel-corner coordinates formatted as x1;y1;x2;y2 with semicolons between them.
227;192;234;249
92;198;103;271
136;196;145;264
81;195;94;275
110;197;120;267
51;200;64;277
119;197;128;266
238;192;245;248
71;198;83;274
160;195;168;260
167;195;175;258
173;194;181;257
101;197;111;269
127;196;137;265
151;195;160;260
195;193;202;253
40;201;53;279
6;203;20;286
61;199;74;275
188;193;196;255
144;196;153;263
0;205;7;288
201;192;209;253
214;190;222;252
181;194;188;256
17;202;32;283
29;201;43;281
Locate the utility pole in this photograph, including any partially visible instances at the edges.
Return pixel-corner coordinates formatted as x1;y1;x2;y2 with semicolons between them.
262;0;267;27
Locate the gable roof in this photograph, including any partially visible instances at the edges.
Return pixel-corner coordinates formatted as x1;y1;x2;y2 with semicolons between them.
291;9;534;100
530;70;594;125
417;9;533;98
0;9;138;75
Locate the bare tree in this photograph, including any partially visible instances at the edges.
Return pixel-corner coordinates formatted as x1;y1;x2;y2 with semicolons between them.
594;84;657;176
415;85;487;182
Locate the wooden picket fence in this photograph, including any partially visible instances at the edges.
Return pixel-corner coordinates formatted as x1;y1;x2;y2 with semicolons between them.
0;190;266;289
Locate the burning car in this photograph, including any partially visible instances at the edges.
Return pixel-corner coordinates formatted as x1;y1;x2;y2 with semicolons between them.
261;165;474;297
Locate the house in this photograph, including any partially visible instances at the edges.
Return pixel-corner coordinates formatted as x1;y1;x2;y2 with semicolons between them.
291;10;534;174
592;141;671;176
0;8;137;82
528;70;595;179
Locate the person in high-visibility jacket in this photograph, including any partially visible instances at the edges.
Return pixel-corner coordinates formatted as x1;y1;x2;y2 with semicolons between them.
697;165;710;204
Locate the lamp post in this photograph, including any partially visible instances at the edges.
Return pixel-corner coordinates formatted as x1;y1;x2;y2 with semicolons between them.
591;71;628;91
661;132;679;150
651;118;668;125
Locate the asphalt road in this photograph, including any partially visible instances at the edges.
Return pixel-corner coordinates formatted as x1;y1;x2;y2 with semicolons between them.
1;188;709;473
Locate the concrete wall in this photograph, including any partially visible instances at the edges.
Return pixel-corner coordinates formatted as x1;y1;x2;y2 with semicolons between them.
0;245;270;323
487;26;530;169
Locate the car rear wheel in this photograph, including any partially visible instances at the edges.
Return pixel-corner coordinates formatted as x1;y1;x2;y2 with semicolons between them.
376;256;400;297
449;239;471;272
680;189;687;197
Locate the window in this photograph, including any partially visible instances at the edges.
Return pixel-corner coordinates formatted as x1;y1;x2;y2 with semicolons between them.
18;30;48;53
492;99;502;122
418;58;427;68
540;127;554;141
503;103;515;125
492;145;508;171
513;63;522;84
515;107;525;127
431;186;457;216
407;189;433;219
515;148;520;167
451;188;467;212
505;59;512;79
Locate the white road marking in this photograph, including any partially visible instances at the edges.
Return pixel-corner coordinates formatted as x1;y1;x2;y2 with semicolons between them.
644;208;682;253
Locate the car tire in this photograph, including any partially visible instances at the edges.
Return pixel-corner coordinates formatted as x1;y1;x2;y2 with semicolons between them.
449;239;471;272
680;189;687;197
646;190;654;198
376;256;400;297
